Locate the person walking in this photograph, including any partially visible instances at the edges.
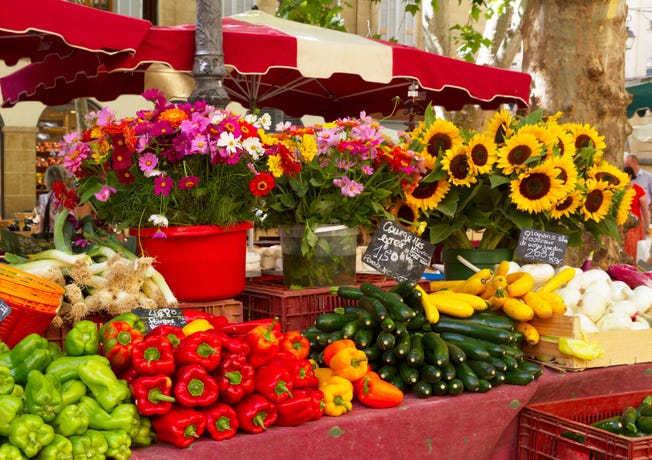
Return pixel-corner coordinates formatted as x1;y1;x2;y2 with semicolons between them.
624;154;652;213
623;166;650;261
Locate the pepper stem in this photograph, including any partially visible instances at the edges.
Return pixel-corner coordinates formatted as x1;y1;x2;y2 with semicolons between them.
225;371;243;385
262;318;279;342
253;411;269;431
187;378;205;397
148;388;176;403
197;342;216;358
216;415;232;432
334;395;351;412
275;381;292;399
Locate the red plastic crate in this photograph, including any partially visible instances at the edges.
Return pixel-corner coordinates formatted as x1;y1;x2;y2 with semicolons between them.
518;390;652;459
236;274;401;332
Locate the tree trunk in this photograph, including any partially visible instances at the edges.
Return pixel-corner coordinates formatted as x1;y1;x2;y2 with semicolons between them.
521;0;631;269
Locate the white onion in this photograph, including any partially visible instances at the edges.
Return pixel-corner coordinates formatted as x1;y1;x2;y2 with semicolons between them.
556;286;582;311
577;313;600;333
584;280;613;301
629;285;652;313
610;280;633;302
577;291;610;323
597;311;633;331
632;316;651;330
609;300;637;318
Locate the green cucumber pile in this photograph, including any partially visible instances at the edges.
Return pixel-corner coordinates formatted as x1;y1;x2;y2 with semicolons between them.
302;281;543;398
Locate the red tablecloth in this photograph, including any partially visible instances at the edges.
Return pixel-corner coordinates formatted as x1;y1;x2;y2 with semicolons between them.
132;363;652;460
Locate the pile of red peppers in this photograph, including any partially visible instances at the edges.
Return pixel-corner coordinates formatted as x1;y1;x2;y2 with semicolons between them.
101;310;325;449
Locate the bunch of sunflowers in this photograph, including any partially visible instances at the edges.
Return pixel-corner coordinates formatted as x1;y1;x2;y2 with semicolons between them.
393;106;633;250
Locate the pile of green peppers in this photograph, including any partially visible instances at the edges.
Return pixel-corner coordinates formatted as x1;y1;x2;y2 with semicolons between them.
0;321;155;459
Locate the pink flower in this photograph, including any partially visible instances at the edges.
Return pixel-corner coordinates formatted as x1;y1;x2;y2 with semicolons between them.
333;176;364;197
178;176;199;190
138;152;158;174
94;185;117;202
154;175;175;196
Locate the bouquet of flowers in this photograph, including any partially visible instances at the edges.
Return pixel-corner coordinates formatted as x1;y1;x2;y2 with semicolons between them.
394;106;633;250
58;90;271;234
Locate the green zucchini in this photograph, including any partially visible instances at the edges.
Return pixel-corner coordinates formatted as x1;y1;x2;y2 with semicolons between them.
315;312;359;332
489;356;508;373
500;355;519;371
353;328;375;349
477;379;493;393
591;416;623;434
480;340;508;359
453;361;481;392
356;311;377;329
440;362;457;382
394;321;408;336
377;365;398;381
503;368;535;385
431;316;517;345
621;406;639;435
343;305;368;316
382;349;398;366
398;361;419;385
637;415;652;434
413;380;433;399
422;332;450;367
515;360;543;378
327;330;344;344
500;344;525;361
440;332;493;362
359;296;388;321
341;320;360;339
638;396;652;417
360;282;416;321
389;280;418;298
376;330;396;351
332;286;365;300
463;311;516;331
380;317;396;332
445;342;466;364
466;360;497;381
492;371;506;386
393;332;411;359
406;333;425;368
446;378;464;395
560;431;586;444
403;288;424;311
419;364;442;384
315;333;330;348
432;381;448;396
406;311;428;331
362;345;382;364
388;374;407;392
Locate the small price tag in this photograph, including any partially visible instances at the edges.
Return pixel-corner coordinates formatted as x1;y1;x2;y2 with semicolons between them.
362;219;435;283
0;299;11;323
132;307;187;333
516;228;568;265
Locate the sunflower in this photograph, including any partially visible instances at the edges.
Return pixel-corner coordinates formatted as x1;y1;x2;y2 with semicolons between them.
615;188;637;225
517;124;557;157
484;109;515;146
390;200;424;233
496;132;543;175
510;163;565;214
542;122;576;159
466;133;497;175
404;174;451;212
549;189;583;219
411;118;464;158
546;154;578;196
441;145;477;187
565;123;607;157
581;179;614;223
586;161;630;190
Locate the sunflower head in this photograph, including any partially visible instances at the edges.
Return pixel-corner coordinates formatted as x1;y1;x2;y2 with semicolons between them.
411;118;463;159
441;146;477;187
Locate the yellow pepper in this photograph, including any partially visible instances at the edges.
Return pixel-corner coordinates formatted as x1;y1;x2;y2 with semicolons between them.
329;347;368;382
558;338;604;361
181;319;214;336
319;375;354;416
314;367;334;385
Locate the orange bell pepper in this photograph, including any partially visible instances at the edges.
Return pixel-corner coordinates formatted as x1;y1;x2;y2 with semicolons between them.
322;339;356;367
279;331;310;360
354;370;404;409
329;347;368;382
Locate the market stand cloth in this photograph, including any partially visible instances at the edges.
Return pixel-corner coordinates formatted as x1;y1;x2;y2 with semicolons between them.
0;0;151;65
627;80;652;118
0;10;532;119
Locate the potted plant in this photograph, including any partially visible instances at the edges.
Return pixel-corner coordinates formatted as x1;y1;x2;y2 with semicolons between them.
58;90;272;301
250;113;423;287
394;106;633;278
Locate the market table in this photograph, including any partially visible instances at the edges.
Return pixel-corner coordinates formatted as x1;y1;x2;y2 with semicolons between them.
131;362;652;460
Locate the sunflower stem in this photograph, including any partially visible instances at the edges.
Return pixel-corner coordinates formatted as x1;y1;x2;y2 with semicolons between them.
477;227;506;250
446;229;475;249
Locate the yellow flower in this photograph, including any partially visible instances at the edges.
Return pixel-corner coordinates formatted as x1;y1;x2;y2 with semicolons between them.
441;145;477;187
300;133;317;162
484;109;515;146
543;122;576;158
546;154;578;196
616;188;637;225
549;190;583;219
405;176;451;212
496;132;543;175
517;124;557;157
510;163;565;214
565;122;606;156
586;160;630;190
390;200;424;233
466;133;497;175
268;155;284;178
581;179;614;223
411;118;463;158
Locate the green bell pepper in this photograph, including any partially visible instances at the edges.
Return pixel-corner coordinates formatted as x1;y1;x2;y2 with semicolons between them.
59;380;86;407
0;334;49;369
0;442;25;460
69;430;107;460
10;384;24;401
77;360;130;412
100;429;131;460
129;413;155;447
77;396;137;433
25;370;63;424
46;343;64;362
0;340;10;355
52;404;89;438
0;395;24;437
45;356;110;384
11;349;53;386
34;434;72;460
64;321;99;356
8;414;55;458
0;365;15;395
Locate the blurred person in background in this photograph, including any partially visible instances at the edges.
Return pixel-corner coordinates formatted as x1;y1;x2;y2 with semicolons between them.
35;164;70;237
625;154;652;216
623;166;650;261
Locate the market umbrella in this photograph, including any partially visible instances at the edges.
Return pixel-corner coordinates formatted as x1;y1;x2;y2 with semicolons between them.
0;0;152;66
0;10;531;119
627;81;652;118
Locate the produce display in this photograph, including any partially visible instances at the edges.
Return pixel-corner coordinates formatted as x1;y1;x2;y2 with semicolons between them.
304;279;544;397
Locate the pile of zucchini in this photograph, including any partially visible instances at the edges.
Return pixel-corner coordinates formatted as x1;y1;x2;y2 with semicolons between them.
302;281;543;398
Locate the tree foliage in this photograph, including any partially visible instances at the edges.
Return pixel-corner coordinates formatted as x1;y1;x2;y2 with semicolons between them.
275;0;350;31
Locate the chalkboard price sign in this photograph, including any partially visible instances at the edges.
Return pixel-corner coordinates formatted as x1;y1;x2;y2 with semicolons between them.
362;219;435;283
132;307;187;332
0;299;11;323
516;228;568;265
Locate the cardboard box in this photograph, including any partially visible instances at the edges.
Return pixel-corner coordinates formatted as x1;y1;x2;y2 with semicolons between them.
522;315;652;370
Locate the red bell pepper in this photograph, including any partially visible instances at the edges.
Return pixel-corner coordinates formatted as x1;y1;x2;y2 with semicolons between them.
254;364;293;403
200;402;239;441
175;331;222;372
221;318;281;337
182;310;229;330
151;405;206;448
208;330;251;356
174;364;219;407
119;367;139;385
131;335;175;376
213;352;255;404
280;331;311;360
234;394;277;434
130;374;176;416
275;388;325;426
244;318;282;368
269;355;319;389
146;324;185;348
101;320;144;373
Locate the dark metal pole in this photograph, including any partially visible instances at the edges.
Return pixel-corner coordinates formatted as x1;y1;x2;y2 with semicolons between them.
189;0;231;108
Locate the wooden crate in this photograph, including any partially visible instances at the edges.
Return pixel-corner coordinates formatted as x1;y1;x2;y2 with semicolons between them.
522;315;652;370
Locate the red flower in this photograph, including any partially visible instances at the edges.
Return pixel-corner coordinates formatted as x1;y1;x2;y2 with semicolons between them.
249;173;275;197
